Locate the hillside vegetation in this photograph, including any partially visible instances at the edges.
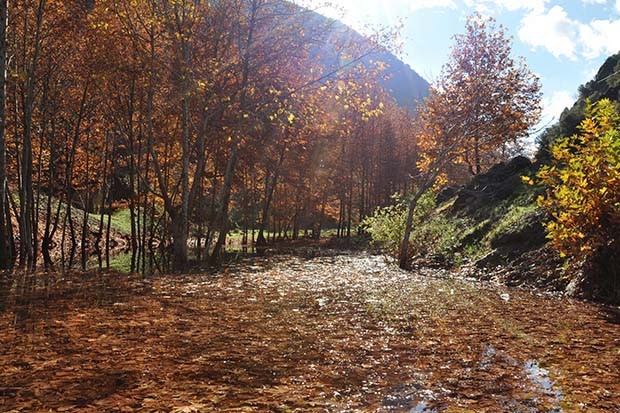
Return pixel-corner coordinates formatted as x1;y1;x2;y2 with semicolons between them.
537;52;620;160
366;53;620;303
365;157;560;283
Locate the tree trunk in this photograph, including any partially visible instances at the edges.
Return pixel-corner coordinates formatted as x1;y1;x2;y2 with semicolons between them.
167;5;192;271
209;3;259;264
209;145;237;264
474;135;481;175
398;169;442;269
0;0;13;269
257;146;285;247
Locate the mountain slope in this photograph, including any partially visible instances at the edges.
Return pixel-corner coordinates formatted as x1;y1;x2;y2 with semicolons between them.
537;51;620;160
374;50;429;108
300;7;429;108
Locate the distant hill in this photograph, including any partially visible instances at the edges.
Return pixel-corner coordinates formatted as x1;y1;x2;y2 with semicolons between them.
372;50;430;108
300;6;429;109
537;51;620;159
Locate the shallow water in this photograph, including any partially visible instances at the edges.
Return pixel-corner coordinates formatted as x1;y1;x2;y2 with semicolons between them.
0;252;618;412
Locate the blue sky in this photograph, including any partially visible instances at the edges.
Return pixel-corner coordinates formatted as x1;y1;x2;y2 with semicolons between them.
295;0;620;137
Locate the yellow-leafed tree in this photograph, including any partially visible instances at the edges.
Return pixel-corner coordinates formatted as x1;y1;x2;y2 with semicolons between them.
535;98;620;299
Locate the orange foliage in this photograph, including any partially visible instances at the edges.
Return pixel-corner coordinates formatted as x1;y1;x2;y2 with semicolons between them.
416;14;541;180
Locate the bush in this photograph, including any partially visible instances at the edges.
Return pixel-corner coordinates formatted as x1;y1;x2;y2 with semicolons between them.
408;214;461;262
534;98;620;298
361;195;408;255
362;191;455;260
535;99;620;258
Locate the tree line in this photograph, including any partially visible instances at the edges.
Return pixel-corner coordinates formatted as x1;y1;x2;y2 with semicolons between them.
0;0;422;273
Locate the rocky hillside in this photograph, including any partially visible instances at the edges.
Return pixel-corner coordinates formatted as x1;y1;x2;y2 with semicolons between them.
411;153;618;304
433;157;567;290
407;53;620;304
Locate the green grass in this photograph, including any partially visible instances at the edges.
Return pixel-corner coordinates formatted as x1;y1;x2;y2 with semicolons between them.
402;180;544;265
99;251;134;273
109;208;135;235
485;202;541;246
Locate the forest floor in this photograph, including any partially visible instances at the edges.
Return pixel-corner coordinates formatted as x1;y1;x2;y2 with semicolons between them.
0;251;619;412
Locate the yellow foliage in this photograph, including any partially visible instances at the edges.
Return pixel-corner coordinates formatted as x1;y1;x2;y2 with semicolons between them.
536;99;620;260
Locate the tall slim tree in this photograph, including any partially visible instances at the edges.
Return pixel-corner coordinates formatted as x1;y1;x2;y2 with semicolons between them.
430;14;541;176
0;0;12;269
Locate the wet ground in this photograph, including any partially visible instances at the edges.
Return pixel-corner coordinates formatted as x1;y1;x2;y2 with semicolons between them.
0;252;618;412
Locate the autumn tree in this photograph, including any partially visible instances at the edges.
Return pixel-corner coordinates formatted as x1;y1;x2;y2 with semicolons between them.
434;14;541;176
7;0;95;269
0;0;418;273
398;14;541;269
535;98;620;299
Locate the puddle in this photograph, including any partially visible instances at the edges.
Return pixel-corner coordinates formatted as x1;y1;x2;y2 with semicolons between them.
524;360;564;412
480;344;496;369
410;401;437;412
383;384;438;412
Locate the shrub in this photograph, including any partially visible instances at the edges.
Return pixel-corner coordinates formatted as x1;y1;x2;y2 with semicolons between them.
362;191;448;258
535;98;620;258
408;214;461;261
534;98;620;298
362;195;408;255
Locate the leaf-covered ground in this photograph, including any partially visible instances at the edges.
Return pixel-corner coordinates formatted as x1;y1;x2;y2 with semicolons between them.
0;252;618;412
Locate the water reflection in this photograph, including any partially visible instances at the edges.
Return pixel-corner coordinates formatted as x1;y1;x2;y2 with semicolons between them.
410;401;437;412
524;360;564;412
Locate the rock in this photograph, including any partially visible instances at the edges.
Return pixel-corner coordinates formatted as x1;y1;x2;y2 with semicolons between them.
436;186;459;204
490;211;547;251
448;156;534;215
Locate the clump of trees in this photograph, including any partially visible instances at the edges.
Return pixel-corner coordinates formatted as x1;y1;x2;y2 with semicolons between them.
536;52;620;162
0;0;421;273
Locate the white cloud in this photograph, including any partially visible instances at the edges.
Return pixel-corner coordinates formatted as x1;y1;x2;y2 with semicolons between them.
542;90;575;123
518;5;579;59
409;0;458;12
579;19;620;58
463;0;548;13
582;0;607;4
518;4;620;61
616;0;620;13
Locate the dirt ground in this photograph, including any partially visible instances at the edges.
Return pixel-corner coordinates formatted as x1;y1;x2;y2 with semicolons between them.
0;252;618;412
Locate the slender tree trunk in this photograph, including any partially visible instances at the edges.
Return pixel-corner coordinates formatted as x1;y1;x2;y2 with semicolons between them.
80;140;90;271
256;146;285;247
347;178;353;238
19;0;49;270
35;81;52;270
359;161;366;234
127;78;138;272
398;168;442;269
64;81;90;268
145;25;156;274
0;0;12;269
209;0;260;265
95;131;110;269
474;136;481;175
209;144;237;264
140;117;151;275
169;3;193;271
43;142;62;271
